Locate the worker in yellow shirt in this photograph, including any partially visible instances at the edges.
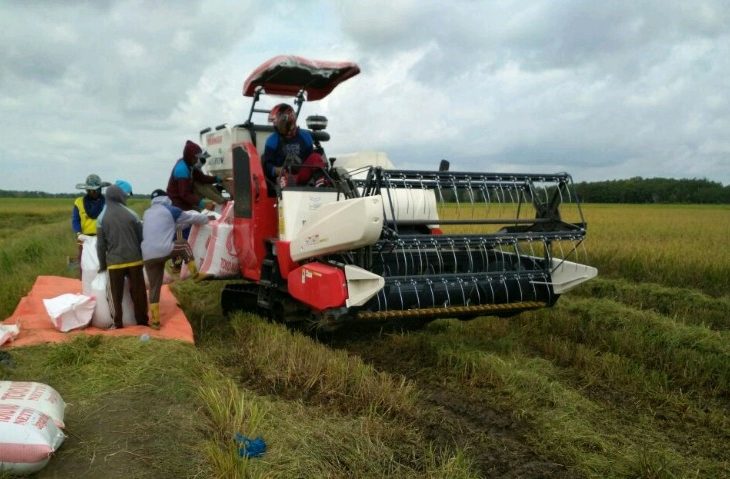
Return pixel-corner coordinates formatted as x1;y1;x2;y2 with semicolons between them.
71;174;111;274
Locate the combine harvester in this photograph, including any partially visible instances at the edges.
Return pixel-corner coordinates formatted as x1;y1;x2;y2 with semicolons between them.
198;55;597;330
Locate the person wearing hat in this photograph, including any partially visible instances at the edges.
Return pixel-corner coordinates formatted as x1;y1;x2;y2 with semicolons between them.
166;140;226;219
141;189;213;329
114;180;133;197
96;184;148;329
97;180;134;226
71;174;112;274
72;174;111;237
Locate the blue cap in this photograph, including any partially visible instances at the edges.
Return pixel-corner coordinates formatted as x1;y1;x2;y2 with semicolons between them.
115;180;133;196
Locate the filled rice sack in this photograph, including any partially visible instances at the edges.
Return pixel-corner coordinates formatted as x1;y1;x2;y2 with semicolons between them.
0;404;65;474
0;381;66;429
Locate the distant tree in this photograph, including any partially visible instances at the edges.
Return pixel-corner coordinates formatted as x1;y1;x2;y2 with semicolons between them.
574;177;730;204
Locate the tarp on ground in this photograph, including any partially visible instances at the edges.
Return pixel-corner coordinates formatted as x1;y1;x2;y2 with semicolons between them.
2;276;194;347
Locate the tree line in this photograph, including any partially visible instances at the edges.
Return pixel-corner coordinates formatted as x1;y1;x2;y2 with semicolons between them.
0;190;141;199
1;177;729;203
573;177;730;204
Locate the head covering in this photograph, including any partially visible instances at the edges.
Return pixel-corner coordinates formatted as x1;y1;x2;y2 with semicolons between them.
269;103;297;138
104;184;127;205
150;189;168;199
114;180;133;196
183;140;205;163
76;174;111;191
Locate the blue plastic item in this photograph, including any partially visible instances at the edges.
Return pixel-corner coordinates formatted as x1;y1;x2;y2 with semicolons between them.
234;433;266;458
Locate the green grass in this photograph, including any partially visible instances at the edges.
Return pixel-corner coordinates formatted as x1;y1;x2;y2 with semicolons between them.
1;200;729;478
0;336;213;478
369;314;729;478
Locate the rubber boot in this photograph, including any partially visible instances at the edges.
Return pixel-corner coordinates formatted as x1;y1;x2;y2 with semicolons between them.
149;303;160;330
186;260;199;279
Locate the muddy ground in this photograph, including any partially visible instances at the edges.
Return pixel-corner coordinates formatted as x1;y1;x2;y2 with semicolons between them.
327;334;582;479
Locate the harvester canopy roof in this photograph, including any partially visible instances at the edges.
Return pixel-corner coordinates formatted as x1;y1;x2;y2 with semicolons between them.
242;55;360;101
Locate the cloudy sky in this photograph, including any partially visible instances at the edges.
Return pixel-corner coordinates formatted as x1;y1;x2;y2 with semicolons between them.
1;0;728;194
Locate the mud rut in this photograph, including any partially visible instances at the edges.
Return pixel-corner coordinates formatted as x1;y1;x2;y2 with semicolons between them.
326;333;582;479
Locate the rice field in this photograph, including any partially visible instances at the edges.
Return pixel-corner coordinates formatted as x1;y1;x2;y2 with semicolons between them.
583;203;730;296
0;198;728;478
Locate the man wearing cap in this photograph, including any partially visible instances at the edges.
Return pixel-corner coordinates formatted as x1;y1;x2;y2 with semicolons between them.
167;140;225;215
141;189;213;329
114;180;133;197
72;174;111;274
96;184;148;329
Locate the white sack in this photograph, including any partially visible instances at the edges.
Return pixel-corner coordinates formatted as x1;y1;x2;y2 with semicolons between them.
42;294;95;332
199;202;239;278
0;404;65;474
181;212;216;280
80;235;99;295
0;324;20;347
89;272;136;328
199;223;240;277
0;381;66;429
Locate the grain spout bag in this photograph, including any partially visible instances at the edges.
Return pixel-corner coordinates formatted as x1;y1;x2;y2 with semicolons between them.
180;209;219;280
199;201;240;278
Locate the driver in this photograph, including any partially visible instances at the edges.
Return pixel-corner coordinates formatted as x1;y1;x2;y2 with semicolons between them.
262;103;328;187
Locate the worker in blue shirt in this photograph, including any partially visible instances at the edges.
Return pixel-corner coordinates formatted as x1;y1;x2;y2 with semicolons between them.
262;103;328;188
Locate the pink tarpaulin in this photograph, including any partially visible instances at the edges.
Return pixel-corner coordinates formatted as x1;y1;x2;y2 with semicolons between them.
2;276;194;347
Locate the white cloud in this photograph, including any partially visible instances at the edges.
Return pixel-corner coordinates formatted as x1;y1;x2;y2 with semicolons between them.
0;0;728;194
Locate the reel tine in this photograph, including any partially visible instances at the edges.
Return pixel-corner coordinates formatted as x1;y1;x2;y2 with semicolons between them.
557;239;566;263
529;273;538;300
480;238;489;274
465;239;475;273
466;176;476;218
544;272;553;305
394;238;402;274
497;177;506;216
436;177;445;203
427;278;436;307
507;177;517;205
415;238;425;275
481;177;492;218
528;237;537;259
442;278;452;307
433;237;445;274
419;174;427;214
487;276;496;303
471;277;481;305
501;275;510;304
449;238;458;274
395;280;405;309
450;175;460;218
411;279;421;308
460;277;468;305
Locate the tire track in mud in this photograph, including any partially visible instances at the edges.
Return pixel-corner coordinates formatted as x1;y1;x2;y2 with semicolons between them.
327;335;582;479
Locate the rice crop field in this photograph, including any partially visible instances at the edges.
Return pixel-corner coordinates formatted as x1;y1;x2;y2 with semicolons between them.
0;198;728;478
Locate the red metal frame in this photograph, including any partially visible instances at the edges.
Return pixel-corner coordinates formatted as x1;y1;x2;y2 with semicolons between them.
232;142;277;281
